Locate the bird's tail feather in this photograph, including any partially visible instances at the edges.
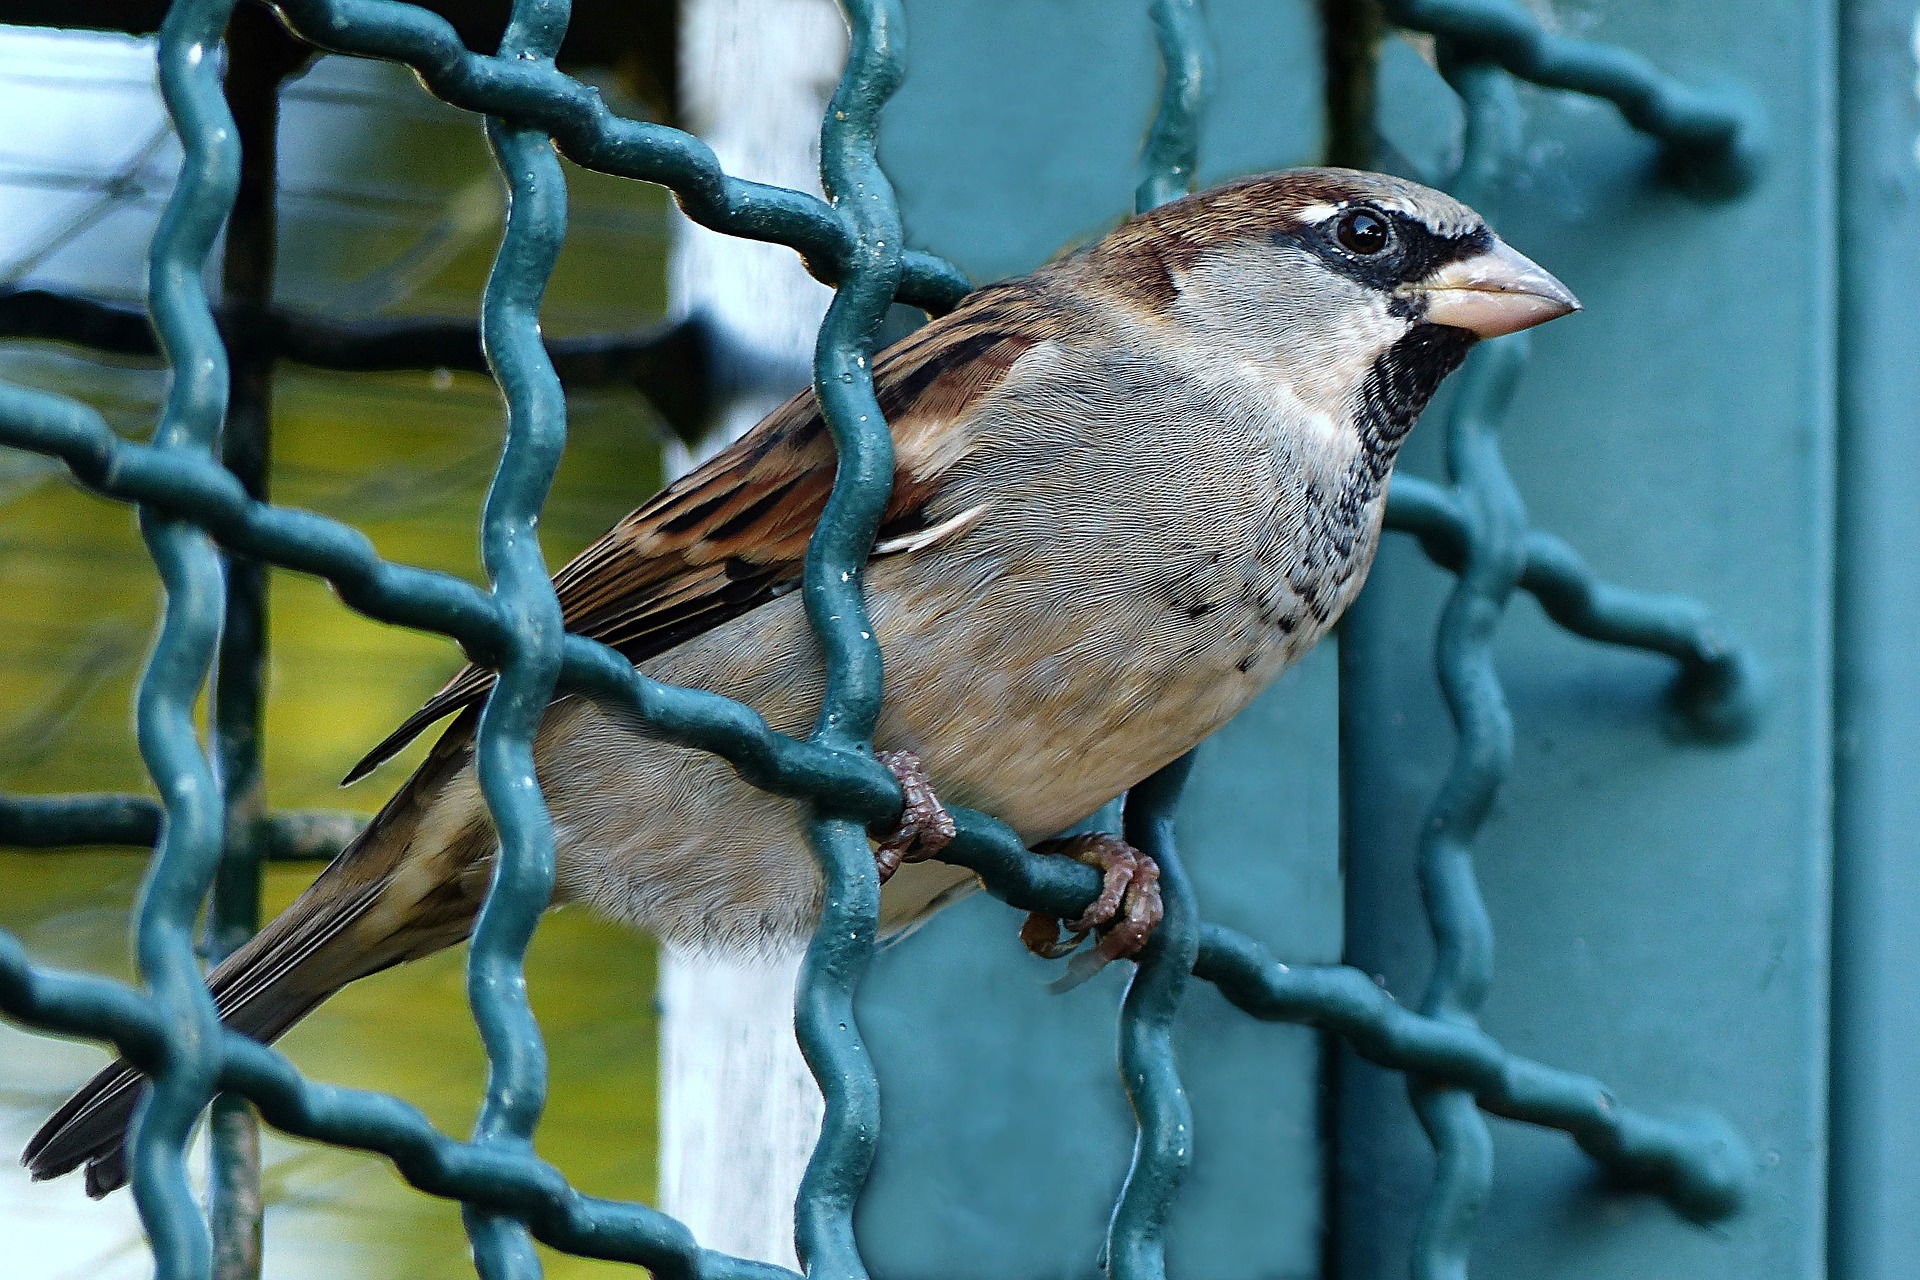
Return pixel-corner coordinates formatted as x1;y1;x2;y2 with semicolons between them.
20;874;391;1197
21;752;487;1197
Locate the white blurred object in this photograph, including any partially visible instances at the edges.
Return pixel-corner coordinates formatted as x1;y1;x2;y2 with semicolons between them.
658;0;845;1269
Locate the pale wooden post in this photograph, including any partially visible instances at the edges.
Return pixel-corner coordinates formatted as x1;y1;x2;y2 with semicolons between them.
657;0;844;1268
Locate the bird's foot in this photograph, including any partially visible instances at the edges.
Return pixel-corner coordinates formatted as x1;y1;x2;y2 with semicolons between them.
1019;833;1163;965
872;750;956;882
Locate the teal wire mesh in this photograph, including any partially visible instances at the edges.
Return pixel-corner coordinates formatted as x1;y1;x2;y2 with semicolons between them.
0;1;1770;1277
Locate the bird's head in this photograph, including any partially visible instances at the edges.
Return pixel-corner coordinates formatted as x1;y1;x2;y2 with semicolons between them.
1085;167;1578;452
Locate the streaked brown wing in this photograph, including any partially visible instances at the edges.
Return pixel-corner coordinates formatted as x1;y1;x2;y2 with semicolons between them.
343;281;1054;784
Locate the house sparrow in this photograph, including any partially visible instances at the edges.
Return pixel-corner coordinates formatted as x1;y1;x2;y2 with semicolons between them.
24;167;1576;1195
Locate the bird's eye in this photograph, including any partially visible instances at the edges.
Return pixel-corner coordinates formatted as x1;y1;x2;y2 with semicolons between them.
1335;206;1391;256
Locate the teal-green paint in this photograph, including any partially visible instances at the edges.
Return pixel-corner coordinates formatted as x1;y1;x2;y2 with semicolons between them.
1388;475;1764;744
1;796;359;861
1379;0;1766;194
792;2;911;1276
1403;64;1529;1279
1106;756;1201;1280
1342;4;1833;1277
0;1;1813;1277
459;2;575;1273
1135;0;1210;212
1832;1;1920;1276
131;2;246;1274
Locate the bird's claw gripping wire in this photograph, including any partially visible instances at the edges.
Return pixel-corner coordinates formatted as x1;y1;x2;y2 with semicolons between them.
871;750;957;881
1019;832;1164;968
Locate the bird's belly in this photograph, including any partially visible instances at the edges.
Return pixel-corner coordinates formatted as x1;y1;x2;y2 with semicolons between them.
537;549;1332;954
538;704;989;955
867;531;1339;837
880;610;1301;840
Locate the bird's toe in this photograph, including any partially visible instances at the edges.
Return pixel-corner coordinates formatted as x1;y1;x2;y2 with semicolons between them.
871;750;956;881
1019;832;1162;965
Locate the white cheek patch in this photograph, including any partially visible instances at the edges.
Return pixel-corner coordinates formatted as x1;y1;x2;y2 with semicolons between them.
1166;243;1412;442
1246;370;1346;451
1267;295;1410;419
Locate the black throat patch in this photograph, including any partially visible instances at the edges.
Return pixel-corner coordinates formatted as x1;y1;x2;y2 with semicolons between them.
1353;323;1476;476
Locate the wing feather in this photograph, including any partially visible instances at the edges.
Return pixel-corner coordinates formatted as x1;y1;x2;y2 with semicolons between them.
343;282;1059;784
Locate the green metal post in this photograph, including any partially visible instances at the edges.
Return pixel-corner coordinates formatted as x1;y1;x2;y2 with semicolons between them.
1832;1;1920;1275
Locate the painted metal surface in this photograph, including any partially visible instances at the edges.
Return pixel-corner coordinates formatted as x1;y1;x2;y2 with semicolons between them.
1833;2;1920;1277
1342;4;1833;1276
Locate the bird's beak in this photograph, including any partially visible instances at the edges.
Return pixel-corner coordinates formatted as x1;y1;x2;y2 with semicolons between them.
1409;238;1581;339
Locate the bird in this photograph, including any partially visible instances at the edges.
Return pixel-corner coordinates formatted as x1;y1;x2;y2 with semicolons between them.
24;167;1577;1196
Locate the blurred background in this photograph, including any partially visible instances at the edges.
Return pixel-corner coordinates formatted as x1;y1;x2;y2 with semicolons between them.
0;21;672;1277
